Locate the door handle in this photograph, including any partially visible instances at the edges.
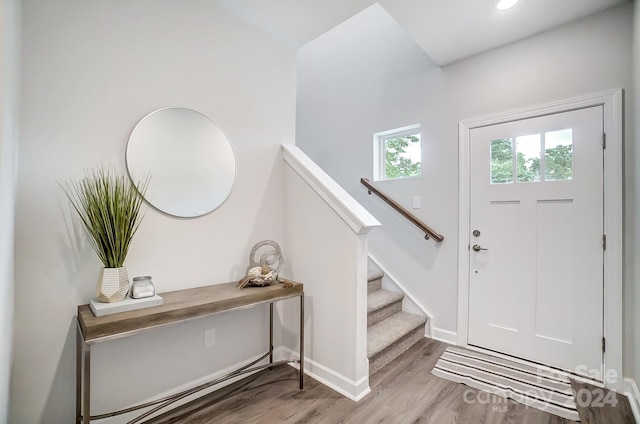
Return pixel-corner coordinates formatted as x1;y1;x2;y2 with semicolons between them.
472;244;488;252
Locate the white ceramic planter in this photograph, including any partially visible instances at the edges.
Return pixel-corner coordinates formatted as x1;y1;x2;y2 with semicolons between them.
97;267;130;303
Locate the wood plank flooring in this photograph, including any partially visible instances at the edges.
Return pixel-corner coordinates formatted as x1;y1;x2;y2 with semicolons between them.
571;380;636;424
147;339;635;424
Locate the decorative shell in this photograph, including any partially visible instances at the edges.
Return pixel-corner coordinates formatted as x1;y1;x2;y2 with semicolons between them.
237;241;285;289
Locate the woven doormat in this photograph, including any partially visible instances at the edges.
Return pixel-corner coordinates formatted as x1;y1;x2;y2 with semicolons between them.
432;346;580;421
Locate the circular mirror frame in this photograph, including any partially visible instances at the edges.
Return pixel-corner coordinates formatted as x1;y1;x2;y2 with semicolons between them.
126;107;237;218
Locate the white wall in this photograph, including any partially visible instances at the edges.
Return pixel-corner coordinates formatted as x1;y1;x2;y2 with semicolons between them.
0;0;20;422
13;1;295;422
628;0;640;403
295;4;457;338
297;2;633;351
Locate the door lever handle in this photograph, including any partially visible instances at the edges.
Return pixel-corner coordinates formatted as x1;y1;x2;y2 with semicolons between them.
472;244;488;252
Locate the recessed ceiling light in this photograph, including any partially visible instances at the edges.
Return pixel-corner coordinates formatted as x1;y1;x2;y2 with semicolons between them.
497;0;518;10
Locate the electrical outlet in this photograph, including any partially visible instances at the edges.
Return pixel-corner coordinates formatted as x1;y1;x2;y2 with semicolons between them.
204;328;216;347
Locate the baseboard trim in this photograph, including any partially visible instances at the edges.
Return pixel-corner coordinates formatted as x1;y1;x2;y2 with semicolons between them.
624;378;640;423
432;327;458;345
278;346;371;402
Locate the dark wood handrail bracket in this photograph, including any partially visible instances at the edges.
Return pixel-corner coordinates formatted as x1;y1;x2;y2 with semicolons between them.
360;178;444;242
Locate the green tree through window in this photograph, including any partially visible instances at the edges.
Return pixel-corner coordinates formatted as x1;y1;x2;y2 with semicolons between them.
490;136;573;183
545;144;573;181
384;135;421;179
491;138;514;184
517;149;540;183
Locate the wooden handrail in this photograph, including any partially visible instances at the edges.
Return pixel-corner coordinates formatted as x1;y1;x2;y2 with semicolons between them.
360;178;444;242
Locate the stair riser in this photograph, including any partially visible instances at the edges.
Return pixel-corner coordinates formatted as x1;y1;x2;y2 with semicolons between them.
368;277;382;293
368;300;402;327
369;326;424;375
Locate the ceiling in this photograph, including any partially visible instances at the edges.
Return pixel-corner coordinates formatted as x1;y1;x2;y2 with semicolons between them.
212;0;629;66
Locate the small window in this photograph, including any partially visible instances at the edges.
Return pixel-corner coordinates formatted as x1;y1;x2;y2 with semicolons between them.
516;134;541;183
489;128;573;185
544;129;573;181
373;125;421;181
490;138;514;184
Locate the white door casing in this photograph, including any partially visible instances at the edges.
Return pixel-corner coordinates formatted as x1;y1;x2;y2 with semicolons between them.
457;90;623;391
468;106;603;378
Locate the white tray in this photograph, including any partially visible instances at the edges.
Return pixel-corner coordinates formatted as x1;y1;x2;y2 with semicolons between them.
89;295;163;317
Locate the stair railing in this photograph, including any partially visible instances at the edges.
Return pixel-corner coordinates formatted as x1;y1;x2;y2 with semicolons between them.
360;178;444;242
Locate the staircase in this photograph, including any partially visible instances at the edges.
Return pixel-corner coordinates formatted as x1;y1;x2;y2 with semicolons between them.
367;268;427;374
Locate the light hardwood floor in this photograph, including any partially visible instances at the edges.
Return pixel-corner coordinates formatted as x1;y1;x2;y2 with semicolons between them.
148;339;636;424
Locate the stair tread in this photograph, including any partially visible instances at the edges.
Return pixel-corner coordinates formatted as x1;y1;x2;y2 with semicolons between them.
367;311;426;358
367;270;384;282
367;289;403;313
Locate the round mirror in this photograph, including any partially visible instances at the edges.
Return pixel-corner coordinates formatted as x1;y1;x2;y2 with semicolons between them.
126;108;236;218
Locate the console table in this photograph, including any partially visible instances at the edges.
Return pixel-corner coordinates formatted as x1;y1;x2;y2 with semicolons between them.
76;280;304;424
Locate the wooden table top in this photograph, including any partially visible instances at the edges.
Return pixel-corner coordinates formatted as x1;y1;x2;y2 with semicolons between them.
77;280;303;344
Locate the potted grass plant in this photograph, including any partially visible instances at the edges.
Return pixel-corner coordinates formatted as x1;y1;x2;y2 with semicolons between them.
61;165;148;303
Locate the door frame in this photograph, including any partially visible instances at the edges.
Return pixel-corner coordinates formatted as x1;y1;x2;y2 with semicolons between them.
457;89;623;391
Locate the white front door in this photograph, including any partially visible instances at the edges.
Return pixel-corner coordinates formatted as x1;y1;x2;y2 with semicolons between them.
468;106;604;379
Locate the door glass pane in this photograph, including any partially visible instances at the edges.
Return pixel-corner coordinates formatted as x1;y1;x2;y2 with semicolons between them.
516;134;541;183
491;138;513;184
545;129;573;181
